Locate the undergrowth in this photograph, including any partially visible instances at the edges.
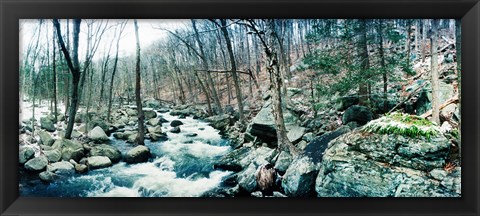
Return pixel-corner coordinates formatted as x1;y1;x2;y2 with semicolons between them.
362;112;440;139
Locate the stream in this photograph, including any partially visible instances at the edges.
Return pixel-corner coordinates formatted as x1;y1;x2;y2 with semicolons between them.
19;110;233;197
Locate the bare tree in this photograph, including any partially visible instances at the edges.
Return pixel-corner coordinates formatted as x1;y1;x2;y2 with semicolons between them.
430;19;440;124
53;19;81;139
133;19;145;145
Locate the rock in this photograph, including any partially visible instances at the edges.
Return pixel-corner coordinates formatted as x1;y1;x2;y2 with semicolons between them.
158;108;169;113
302;132;314;143
87;126;109;142
19;146;35;164
205;114;232;131
342;105;373;125
52;139;85;162
238;163;258;193
24;156;48;172
440;168;461;194
87;119;109;134
40;117;56;132
38;130;55;146
144;110;157;119
127;133;137;143
440;121;452;133
143;98;162;109
170;126;181;133
287;126;306;144
184;133;198;137
247;103;297;143
282;156;319;197
127;109;137;116
47;161;74;174
71;130;82;138
77;124;87;133
170;120;184;127
274;151;293;173
147;118;161;126
430;168;448;180
39;171;55;182
87;156;112;169
314;129;458;197
441;104;457;118
75;164;88;173
335;95;359;111
214;147;252;172
150;133;168;141
159;117;169;123
296;140;308;150
412;81;454;115
90;144;122;163
147;126;162;134
43;149;62;163
251;191;263;197
125;145;150;164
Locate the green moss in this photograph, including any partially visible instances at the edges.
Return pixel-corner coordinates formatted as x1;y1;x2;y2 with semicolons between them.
361;112;440;139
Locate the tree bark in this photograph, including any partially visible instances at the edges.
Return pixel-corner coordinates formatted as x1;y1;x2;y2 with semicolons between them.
358;20;370;106
455;19;461;156
52;23;58;121
377;20;388;112
220;19;245;124
133;19;145;145
53;19;81;139
430;19;440;125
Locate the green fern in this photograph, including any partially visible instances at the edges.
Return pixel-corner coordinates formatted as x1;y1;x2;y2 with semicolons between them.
362;112;440;139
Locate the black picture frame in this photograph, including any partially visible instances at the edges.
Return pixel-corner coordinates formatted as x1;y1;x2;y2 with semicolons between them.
1;0;479;215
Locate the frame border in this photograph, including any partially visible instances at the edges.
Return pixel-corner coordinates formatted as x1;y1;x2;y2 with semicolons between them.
1;0;479;215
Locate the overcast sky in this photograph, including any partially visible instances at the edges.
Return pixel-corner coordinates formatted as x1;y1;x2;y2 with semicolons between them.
20;19;189;62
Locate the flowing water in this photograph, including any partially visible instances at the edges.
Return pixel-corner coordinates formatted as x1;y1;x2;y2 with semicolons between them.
19;111;233;197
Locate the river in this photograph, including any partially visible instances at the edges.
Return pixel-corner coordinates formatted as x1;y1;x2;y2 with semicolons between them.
19;110;233;197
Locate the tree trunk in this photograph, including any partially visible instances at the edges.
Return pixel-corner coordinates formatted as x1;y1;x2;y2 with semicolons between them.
262;19;298;155
53;19;81;139
192;19;223;114
133;19;145;145
430;19;440;125
220;19;245;124
52;24;58;121
455;19;461;156
358;20;370;106
377;20;388;112
422;20;428;62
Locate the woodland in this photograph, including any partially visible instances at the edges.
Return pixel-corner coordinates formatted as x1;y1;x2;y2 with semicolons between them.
19;19;461;197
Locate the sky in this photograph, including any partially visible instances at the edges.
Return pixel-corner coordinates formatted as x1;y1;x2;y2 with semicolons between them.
19;19;190;62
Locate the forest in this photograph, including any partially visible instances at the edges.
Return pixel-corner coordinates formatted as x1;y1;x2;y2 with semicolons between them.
19;19;461;197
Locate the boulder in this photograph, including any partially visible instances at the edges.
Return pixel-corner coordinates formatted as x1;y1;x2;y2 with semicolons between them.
170;120;184;127
40;117;56;132
238;163;258;193
144;110;157;119
125;145;150;164
335;95;359;111
213;147;252;172
75;164;88;173
87;119;109;134
282;156;320;197
24;155;48;172
147;118;161;126
143;98;162;109
410;81;454;115
43;149;62;163
205;114;232;131
90;144;122;163
127;109;137;116
147;126;162;134
281;126;350;197
19;146;35;164
247;103;297;143
87;156;112;169
315;129;458;197
39;171;55;182
127;133;138;143
87;126;109;142
52;139;85;162
47;161;74;174
38;130;55;146
170;126;181;133
287;126;306;144
150;133;168;141
342;105;373;125
274;151;293;173
184;133;198;137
